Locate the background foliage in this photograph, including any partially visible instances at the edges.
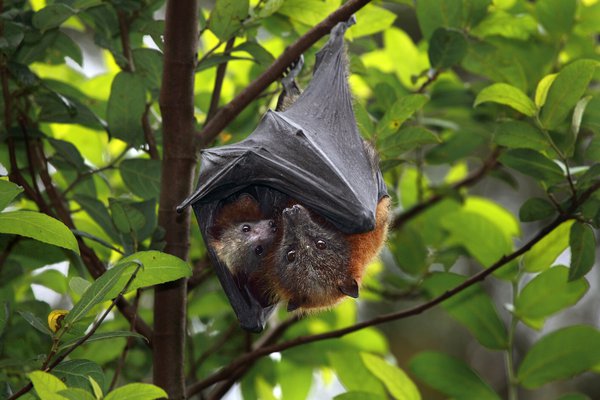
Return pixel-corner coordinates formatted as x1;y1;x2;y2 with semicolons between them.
0;0;599;399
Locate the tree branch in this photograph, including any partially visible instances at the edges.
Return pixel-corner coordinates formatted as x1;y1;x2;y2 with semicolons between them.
197;0;373;147
390;148;501;231
154;0;199;397
205;37;236;124
187;180;600;394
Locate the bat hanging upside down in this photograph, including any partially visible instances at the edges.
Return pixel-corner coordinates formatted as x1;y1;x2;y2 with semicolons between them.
179;18;389;331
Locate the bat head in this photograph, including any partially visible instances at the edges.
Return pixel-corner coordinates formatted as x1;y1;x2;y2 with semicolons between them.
273;204;357;311
216;219;278;275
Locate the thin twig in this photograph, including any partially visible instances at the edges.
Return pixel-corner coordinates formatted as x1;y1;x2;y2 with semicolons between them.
416;69;440;93
206;38;236;124
8;263;144;400
110;289;142;390
391;148;501;230
142;104;160;160
187;180;600;395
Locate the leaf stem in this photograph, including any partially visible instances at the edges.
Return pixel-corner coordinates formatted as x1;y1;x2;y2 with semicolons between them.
505;277;520;400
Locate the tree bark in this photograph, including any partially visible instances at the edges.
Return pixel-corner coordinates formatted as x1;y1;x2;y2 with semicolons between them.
155;0;198;397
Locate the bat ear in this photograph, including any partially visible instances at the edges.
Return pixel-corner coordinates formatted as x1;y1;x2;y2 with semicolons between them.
339;279;359;298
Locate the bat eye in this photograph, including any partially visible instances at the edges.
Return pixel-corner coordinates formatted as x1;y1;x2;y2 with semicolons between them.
286;250;296;262
242;224;251;233
316;240;326;250
255;245;264;256
268;220;275;227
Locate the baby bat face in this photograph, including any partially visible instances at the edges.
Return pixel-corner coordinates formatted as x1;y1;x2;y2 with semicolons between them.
272;204;357;311
217;219;277;274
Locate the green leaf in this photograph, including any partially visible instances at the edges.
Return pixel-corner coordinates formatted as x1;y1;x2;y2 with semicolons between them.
474;83;537;116
62;261;136;327
73;195;120;242
109;199;145;234
57;388;96;400
380;127;440;157
107;72;146;145
334;393;382;400
519;197;556;222
32;269;68;294
104;384;167;400
0;180;23;211
416;0;489;39
103;251;192;300
428;28;467;69
389;226;428;275
557;395;592;400
499;149;564;184
53;360;104;391
534;73;557;108
540;60;598;130
409;352;501;400
494;121;549;151
0;211;79;254
28;371;67;399
48;138;86;169
422;272;508;349
119;159;161;199
234;41;275;65
33;4;76;31
132;49;163;90
536;0;576;37
569;222;596;281
277;0;339;26
361;353;421;400
517;325;600;388
351;4;396;38
515;266;588;321
258;0;284;18
377;95;429;138
17;310;52;336
442;210;512;267
277;359;312;400
328;352;385;396
0;302;8;337
209;0;249;40
571;96;593;139
524;221;573;272
59;331;147;352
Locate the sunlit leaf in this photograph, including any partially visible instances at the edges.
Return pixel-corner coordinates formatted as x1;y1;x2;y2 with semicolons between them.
377;95;429;138
104;383;167;400
534;73;557;108
361;353;421;400
523;221;573;272
33;3;76;31
515;266;588;321
106;72;146;145
0;180;23;211
517;326;600;388
540;60;598;130
328;351;385;395
474;83;537;116
209;0;249;40
410;352;501;400
28;371;67;398
0;211;79;254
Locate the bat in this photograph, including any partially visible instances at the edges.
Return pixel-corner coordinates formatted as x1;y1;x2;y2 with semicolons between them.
179;18;389;332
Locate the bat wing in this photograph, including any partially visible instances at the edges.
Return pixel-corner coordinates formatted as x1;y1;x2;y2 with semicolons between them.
180;19;386;234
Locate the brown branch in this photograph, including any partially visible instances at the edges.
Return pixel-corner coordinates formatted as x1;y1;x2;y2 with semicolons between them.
117;10;135;72
187;180;600;394
197;0;373;147
204;316;300;398
390;148;501;230
142;104;160;160
416;69;440;93
0;236;20;274
206;38;236;124
154;0;199;397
